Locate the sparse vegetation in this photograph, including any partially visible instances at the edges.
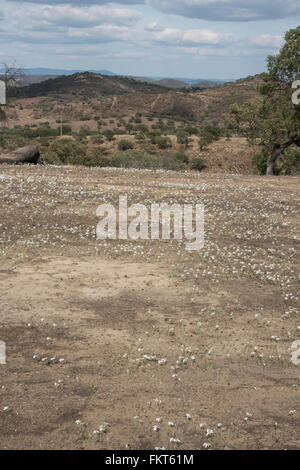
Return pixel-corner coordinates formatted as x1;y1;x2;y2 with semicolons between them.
191;157;207;171
118;139;134;151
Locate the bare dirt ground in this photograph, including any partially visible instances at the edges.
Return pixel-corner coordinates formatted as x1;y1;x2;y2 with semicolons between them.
0;164;299;450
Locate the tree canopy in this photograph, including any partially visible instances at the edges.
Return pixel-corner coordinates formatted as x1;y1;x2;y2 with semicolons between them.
226;26;300;175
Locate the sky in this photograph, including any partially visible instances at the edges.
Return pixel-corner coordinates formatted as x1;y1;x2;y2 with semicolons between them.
0;0;300;79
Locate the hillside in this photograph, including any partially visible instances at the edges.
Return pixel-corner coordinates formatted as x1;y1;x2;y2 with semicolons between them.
7;72;262;125
8;72;170;99
1;72;266;176
131;76;218;89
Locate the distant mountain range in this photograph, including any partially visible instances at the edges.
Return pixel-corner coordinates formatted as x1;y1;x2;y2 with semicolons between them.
23;67;117;76
21;68;232;89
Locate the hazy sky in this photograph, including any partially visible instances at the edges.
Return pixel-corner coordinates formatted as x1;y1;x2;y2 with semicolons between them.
1;0;300;78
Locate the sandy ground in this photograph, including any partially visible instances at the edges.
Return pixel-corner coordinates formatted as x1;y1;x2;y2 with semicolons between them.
0;164;299;449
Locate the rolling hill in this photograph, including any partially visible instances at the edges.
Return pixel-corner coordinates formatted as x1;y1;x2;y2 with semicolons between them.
8;72;169;99
7;72;262;125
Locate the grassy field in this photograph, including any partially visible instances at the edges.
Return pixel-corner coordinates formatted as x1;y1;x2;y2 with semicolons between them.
0;164;299;449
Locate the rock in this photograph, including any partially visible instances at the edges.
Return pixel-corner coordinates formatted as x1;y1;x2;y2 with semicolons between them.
0;145;42;165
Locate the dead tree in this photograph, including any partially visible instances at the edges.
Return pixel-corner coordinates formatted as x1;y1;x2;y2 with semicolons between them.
0;62;24;88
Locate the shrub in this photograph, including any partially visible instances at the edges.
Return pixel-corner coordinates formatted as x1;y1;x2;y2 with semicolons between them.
118;139;134;151
173;152;189;164
199;136;210;151
44;139;86;164
154;136;172;149
280;147;300;175
176;129;190;147
103;129;115;141
79;115;91;121
107;150;184;171
91;134;104;145
135;124;149;134
184;126;199;136
135;133;146;141
253;149;270;175
191;157;207;172
84;149;113;167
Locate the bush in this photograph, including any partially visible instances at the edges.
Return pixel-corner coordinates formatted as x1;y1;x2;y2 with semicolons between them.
154;136;172;149
83;149;113;167
79;115;91;121
176;129;190;147
135;124;149;134
173;152;189;164
184;126;199;136
135;133;146;141
253;150;268;175
107;150;185;171
200;125;224;142
280;147;300;175
103;129;115;141
191;157;207;172
199;136;210;151
44;139;86;164
91;134;104;145
118;139;134;151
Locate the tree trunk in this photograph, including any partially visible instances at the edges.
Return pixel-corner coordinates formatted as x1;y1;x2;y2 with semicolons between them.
266;142;294;176
0;145;41;165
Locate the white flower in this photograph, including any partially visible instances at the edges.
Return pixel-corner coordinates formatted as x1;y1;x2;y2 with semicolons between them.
170;438;181;444
158;358;167;365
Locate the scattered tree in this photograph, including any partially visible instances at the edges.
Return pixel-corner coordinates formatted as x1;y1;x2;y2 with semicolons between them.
0;62;24;89
226;26;300;175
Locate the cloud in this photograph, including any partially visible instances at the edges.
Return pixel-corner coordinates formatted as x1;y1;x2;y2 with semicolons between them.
151;27;237;46
8;0;144;5
178;45;269;58
7;0;300;21
149;0;300;21
145;22;163;32
252;34;284;48
183;29;236;45
11;5;142;30
0;21;132;45
67;24;130;41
